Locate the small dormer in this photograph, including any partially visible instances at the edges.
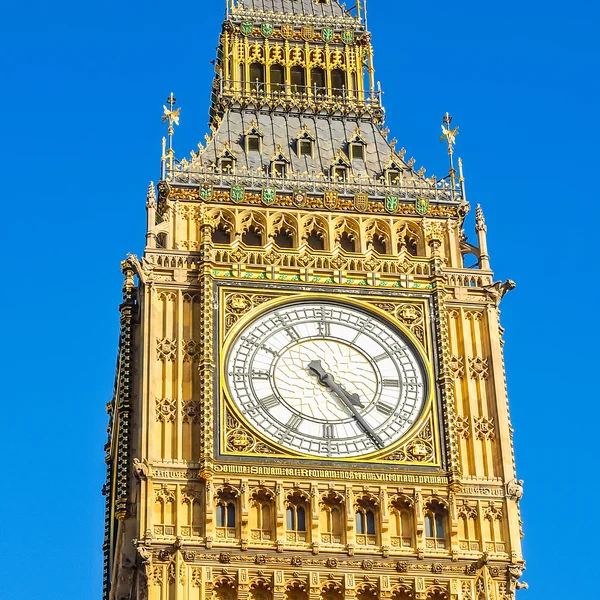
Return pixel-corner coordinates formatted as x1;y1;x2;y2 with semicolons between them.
331;149;351;182
270;145;291;178
382;157;404;185
296;124;315;159
244;120;264;153
348;127;367;162
218;143;237;173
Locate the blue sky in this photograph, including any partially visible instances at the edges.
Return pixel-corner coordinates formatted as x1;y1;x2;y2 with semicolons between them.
0;1;597;598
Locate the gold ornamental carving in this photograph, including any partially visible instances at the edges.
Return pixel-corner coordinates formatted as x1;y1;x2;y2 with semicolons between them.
224;409;280;455
223;291;280;336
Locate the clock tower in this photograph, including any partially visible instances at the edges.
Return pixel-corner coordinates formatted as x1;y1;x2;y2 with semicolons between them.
103;1;527;599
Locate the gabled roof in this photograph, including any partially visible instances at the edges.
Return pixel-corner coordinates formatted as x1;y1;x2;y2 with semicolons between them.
232;0;350;18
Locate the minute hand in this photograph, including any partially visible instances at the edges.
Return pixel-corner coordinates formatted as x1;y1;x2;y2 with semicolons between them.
307;360;384;449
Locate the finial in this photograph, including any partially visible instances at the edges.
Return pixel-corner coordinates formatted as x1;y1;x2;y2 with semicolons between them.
440;112;460;201
458;157;468;202
146;182;156;208
475;204;486;232
161;93;180;177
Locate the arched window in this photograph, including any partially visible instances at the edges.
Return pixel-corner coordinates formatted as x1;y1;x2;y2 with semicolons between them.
339;231;356;253
390;497;414;549
156;232;168;249
212;223;231;244
372;235;387;254
331;68;346;97
424;500;448;550
291;66;306;92
216;502;236;528
274;229;294;248
311;67;326;95
286;491;309;542
286;506;306;531
307;229;325;251
215;487;239;540
355;509;375;535
250;62;265;91
250;489;275;541
320;491;345;544
242;225;263;246
270;63;285;92
355;495;378;546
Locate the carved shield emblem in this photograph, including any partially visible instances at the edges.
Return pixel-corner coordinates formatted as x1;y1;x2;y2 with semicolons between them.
240;22;253;36
342;30;354;44
261;23;274;37
385;194;399;213
321;28;334;42
262;187;276;205
354;193;369;212
293;189;308;208
281;24;294;39
301;25;314;41
230;185;245;203
200;183;213;201
157;179;171;202
415;196;430;215
324;190;339;210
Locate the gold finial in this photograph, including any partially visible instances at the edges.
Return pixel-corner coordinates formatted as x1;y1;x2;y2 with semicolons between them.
440;112;460;201
161;93;180;177
440;112;459;153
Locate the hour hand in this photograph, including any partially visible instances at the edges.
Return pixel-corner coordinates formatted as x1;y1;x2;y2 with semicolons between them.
307;360;364;408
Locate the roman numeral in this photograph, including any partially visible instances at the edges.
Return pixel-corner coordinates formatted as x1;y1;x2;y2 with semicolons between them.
260;344;279;357
323;424;336;439
251;370;270;380
261;395;279;410
373;352;389;362
286;414;303;431
283;326;299;341
376;402;395;416
382;379;400;387
318;321;331;337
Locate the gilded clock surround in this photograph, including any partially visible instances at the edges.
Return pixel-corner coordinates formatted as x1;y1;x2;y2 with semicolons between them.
218;290;440;466
103;2;526;600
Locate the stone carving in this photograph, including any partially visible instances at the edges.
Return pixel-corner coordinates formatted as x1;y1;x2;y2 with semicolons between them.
474;417;495;441
182;399;202;424
183;340;202;362
468;356;489;380
449;355;464;378
156;338;177;362
456;416;471;439
133;458;151;480
506;479;524;501
155;397;177;423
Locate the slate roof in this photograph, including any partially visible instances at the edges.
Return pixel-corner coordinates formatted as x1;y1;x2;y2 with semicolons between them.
180;109;412;183
233;0;350;18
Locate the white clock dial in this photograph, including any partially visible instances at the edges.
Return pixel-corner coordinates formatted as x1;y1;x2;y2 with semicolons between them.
225;301;428;458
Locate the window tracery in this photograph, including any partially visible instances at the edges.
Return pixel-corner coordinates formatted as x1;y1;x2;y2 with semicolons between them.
423;498;449;550
319;490;345;544
354;492;379;546
249;487;275;542
389;494;415;549
285;490;310;543
215;485;239;540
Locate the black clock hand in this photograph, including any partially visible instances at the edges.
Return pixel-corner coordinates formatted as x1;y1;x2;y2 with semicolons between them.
307;360;384;449
307;360;364;407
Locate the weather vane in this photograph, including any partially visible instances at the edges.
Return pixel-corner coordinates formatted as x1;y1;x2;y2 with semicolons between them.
161;92;180;178
440;112;460;201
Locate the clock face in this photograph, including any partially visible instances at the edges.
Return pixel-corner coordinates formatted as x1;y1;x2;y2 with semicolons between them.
225;301;428;458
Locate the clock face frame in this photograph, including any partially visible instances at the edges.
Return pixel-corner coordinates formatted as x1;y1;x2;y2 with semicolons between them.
223;298;432;459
